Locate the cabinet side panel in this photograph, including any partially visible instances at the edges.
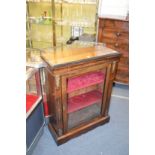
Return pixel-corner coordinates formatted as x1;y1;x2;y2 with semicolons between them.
46;70;63;135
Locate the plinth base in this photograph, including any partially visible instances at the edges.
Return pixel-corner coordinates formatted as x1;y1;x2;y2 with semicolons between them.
48;115;110;145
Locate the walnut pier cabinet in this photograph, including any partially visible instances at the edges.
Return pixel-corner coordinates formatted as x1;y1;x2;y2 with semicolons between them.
41;44;121;145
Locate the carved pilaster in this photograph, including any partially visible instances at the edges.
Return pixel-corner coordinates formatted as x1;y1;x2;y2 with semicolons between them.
54;75;63;136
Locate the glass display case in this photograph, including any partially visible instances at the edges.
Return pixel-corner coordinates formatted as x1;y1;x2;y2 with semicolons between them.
26;48;42;66
26;67;41;117
26;67;45;154
26;1;54;48
26;0;99;48
26;48;49;117
66;69;106;130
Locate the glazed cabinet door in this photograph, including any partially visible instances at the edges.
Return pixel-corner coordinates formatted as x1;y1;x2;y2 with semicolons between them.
61;63;112;133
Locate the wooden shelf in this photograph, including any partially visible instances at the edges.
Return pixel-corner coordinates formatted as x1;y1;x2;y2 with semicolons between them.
67;71;105;93
68;90;102;113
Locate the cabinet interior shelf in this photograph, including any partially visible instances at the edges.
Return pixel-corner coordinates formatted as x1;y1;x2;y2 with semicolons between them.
67;71;105;93
68;90;102;113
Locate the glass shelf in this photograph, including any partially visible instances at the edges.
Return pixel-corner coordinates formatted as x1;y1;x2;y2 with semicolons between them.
55;20;95;28
30;21;53;25
66;68;106;129
28;17;53;25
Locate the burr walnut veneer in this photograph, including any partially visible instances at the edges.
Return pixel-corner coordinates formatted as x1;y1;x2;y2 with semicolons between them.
41;45;121;145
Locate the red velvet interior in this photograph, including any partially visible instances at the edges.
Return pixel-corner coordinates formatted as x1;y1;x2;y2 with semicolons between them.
26;94;39;113
26;94;49;116
67;72;105;93
68;90;102;113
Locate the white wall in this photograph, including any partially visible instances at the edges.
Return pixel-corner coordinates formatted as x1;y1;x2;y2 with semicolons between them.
98;0;129;19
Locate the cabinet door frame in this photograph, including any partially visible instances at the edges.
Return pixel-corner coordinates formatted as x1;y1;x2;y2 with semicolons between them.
61;63;112;134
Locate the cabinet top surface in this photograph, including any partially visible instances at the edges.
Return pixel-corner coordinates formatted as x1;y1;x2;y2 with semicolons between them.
41;44;120;68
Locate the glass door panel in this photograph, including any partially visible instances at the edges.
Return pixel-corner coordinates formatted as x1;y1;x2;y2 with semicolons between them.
65;68;106;130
